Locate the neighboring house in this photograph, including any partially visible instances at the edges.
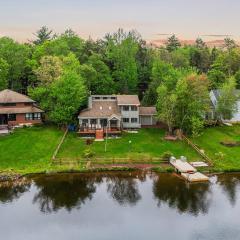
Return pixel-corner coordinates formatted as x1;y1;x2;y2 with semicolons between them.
0;89;44;126
78;95;156;137
209;89;240;122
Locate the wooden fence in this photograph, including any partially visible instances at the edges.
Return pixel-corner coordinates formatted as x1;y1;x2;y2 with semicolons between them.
52;157;166;166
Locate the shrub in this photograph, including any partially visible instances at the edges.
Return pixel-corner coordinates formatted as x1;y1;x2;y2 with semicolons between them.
191;117;204;138
85;139;94;145
215;151;225;160
161;151;173;161
83;148;94;158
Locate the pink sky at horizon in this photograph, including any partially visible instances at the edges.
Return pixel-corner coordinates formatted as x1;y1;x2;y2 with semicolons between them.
0;0;239;43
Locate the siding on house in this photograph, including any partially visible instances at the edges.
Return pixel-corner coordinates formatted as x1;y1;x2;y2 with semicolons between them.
140;115;157;125
119;105;140;128
0;89;44;126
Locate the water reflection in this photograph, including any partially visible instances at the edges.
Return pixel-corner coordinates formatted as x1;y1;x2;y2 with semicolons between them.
0;181;30;203
2;172;240;217
217;173;240;206
1;172;240;240
106;172;145;206
32;174;96;213
152;173;212;216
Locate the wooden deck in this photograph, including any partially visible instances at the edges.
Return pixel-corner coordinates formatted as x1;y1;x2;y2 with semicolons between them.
170;159;197;173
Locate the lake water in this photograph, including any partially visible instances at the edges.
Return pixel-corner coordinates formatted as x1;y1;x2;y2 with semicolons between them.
0;172;240;240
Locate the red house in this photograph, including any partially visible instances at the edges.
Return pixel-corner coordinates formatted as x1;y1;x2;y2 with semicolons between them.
0;89;44;126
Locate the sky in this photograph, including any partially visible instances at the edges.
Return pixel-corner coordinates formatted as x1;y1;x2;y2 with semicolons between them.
0;0;239;42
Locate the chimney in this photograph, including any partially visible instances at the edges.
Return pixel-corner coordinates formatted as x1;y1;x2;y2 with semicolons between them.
88;96;92;108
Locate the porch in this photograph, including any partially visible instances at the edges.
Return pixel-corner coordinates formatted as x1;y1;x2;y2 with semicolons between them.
78;116;122;137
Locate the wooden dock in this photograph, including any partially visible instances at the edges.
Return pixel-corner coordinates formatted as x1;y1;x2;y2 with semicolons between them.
170;157;209;182
181;172;209;182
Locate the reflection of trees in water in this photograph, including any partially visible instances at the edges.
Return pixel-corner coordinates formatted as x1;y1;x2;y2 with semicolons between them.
33;174;97;213
0;182;30;203
153;173;211;216
217;173;240;206
106;172;145;206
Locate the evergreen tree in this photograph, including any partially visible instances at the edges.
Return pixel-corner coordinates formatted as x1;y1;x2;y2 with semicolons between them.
33;26;53;45
166;35;181;52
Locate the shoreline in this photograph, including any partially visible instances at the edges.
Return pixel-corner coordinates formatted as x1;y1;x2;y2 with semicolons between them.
1;164;240;183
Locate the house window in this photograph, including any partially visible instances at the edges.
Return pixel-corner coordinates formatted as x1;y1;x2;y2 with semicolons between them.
123;106;129;111
131;118;138;123
90;119;97;124
82;119;88;124
100;119;108;127
34;113;41;120
123;118;129;123
131;106;137;111
103;97;108;100
8;114;16;121
1;103;16;107
26;113;33;120
25;113;41;120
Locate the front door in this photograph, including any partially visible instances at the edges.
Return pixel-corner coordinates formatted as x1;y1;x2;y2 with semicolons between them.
0;114;8;125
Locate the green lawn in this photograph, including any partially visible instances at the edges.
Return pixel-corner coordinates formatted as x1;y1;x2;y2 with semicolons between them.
2;125;240;174
192;124;240;171
0;125;63;172
58;128;200;161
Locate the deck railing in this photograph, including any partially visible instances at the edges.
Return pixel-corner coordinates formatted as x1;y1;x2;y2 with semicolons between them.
79;126;121;133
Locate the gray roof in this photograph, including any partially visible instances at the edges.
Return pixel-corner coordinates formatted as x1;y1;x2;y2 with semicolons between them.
0;106;44;114
116;95;140;105
0;89;35;103
79;101;121;118
139;106;157;115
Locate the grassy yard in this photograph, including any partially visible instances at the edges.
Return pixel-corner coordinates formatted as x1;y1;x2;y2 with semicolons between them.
2;125;240;174
58;128;200;161
0;125;63;172
192;124;240;171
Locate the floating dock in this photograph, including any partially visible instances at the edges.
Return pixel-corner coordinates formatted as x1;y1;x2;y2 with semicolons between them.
170;158;209;182
181;172;209;182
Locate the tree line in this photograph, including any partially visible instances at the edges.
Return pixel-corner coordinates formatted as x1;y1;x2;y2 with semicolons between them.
0;27;239;134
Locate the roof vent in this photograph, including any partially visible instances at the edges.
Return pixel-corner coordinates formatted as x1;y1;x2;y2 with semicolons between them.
100;106;103;110
109;106;112;110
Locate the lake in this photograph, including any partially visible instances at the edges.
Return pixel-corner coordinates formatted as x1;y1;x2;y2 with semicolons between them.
0;172;240;240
